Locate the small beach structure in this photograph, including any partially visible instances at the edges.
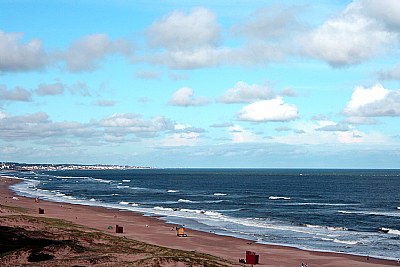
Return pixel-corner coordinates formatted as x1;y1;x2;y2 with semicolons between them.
245;250;259;265
115;224;124;233
38;208;45;214
176;226;187;237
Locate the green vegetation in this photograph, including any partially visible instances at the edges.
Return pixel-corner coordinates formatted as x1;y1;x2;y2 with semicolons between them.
0;214;231;266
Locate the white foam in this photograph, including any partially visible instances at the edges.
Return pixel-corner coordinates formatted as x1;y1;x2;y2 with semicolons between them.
269;196;291;200
380;227;400;235
305;224;348;231
122;179;131;182
338;210;400;218
178;198;193;203
154;206;175;212
91;178;112;183
291;202;354;206
333;239;358;245
167;190;178;193
119;201;129;205
213;193;227;196
89;198;96;202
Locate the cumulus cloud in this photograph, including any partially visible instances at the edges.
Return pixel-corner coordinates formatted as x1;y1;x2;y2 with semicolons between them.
0;112;95;141
379;64;400;80
0;30;48;72
237;97;299;122
36;83;65;96
234;5;303;41
303;0;398;66
0;86;32;102
343;84;400;117
361;0;400;30
100;113;174;138
144;5;303;69
161;124;203;147
220;81;275;103
169;87;209;107
147;7;220;50
62;34;132;72
145;7;224;69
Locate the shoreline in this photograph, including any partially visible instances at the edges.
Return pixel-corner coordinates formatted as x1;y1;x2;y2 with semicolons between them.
1;176;398;266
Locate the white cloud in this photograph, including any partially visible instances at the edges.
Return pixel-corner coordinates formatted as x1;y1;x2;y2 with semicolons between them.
316;122;350;132
229;125;259;143
0;86;32;102
147;7;220;50
379;64;400;80
169;87;209;107
361;0;400;30
303;0;398;66
220;81;275;103
233;5;303;41
160;47;223;69
100;113;174;138
0;30;48;71
161;123;203;147
36;83;64;96
63;34;132;72
343;84;400;117
135;70;161;80
237;97;299;122
95;100;116;107
0;112;95;141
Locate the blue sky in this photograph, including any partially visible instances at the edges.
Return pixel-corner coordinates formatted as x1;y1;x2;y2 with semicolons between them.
1;0;400;168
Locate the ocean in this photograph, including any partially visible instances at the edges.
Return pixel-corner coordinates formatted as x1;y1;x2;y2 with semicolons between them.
3;168;400;260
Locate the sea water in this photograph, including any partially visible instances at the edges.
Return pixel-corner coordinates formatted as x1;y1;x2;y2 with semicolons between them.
3;168;400;260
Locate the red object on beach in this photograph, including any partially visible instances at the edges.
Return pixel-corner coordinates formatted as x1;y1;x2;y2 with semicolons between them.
38;208;45;214
116;224;124;233
246;250;259;265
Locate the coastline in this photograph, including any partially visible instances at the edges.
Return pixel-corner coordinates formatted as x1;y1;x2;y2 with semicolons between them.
1;176;398;267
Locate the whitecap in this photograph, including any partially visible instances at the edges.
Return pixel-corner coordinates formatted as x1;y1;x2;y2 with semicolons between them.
333;239;358;245
154;206;174;212
119;201;129;205
167;190;178;193
89;198;96;202
269;196;291;200
122;179;131;182
380;227;400;235
178;199;193;203
305;224;347;231
213;193;227;196
91;178;112;183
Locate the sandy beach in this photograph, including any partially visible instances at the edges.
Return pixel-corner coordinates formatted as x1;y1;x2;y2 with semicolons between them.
1;176;398;267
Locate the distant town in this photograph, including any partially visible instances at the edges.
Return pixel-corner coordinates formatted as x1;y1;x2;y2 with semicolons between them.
0;162;152;171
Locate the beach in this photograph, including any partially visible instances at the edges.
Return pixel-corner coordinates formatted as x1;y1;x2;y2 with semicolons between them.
1;176;398;267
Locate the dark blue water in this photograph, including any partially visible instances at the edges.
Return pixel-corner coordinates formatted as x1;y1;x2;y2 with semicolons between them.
4;169;400;260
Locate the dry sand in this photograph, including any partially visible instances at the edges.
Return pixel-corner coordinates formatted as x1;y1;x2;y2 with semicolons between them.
1;176;398;266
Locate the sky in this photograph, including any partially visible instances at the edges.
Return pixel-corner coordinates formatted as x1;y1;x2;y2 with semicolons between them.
1;0;400;168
